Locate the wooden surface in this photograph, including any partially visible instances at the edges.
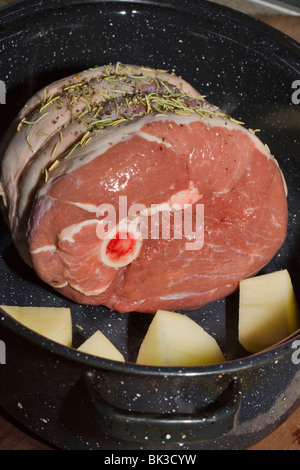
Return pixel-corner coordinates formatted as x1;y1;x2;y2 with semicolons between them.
0;0;300;450
0;409;54;450
258;15;300;42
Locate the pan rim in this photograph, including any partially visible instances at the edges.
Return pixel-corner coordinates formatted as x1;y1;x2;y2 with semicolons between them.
0;0;300;55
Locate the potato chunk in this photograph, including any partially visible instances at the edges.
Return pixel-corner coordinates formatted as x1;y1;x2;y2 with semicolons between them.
136;309;225;366
0;305;72;346
238;270;299;353
77;330;125;362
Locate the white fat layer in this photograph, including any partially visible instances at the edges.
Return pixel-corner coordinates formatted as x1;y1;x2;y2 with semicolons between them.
30;244;57;255
159;290;218;300
66;201;98;213
50;281;68;289
67;279;113;296
135;130;172;147
58;219;99;243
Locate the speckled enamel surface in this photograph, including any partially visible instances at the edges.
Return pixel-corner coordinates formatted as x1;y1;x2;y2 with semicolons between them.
0;0;299;450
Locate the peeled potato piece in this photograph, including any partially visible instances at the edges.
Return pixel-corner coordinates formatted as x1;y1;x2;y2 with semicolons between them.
77;330;125;362
238;269;299;353
136;309;225;366
0;305;72;346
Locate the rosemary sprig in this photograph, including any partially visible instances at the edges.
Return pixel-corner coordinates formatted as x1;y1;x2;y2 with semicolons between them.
17;112;49;131
64;141;81;159
50;142;60;159
79;96;92;112
48;159;60;172
22;112;49;125
39;95;61;113
63;82;85;91
44;168;49;183
26;136;34;153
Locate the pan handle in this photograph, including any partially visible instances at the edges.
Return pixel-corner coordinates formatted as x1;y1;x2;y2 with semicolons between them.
83;370;242;443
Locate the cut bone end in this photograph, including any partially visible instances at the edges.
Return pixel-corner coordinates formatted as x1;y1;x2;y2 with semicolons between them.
100;228;142;268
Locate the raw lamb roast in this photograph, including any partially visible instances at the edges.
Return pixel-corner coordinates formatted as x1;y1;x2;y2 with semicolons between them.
0;63;288;313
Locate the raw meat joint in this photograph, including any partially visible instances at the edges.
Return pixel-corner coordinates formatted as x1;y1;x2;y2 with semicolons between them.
0;63;288;313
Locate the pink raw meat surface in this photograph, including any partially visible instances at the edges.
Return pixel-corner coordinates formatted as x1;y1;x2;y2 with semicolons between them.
0;64;288;313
